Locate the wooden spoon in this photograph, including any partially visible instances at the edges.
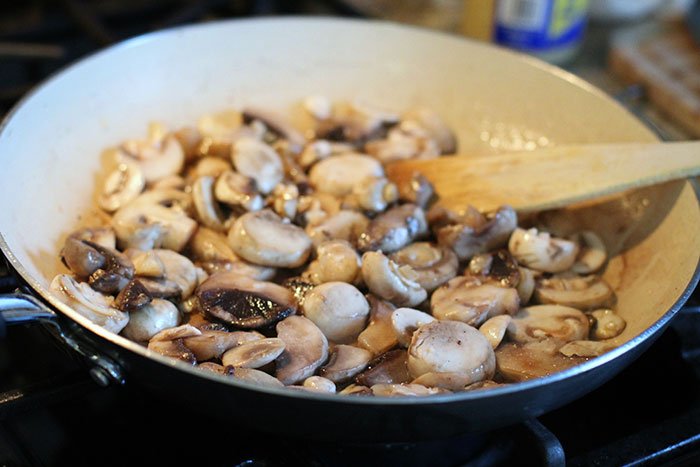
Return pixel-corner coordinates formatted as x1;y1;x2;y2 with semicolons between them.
385;141;700;213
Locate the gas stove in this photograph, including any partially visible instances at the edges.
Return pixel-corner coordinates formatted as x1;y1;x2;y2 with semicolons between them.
1;2;699;466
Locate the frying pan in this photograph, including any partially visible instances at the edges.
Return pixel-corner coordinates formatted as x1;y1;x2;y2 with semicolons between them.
0;18;698;442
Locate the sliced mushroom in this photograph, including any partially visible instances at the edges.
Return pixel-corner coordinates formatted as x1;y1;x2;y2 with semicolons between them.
275;315;329;385
184;330;264;361
231;138;284;194
197;110;243;143
83;241;135;294
242;107;307;148
590;308;626;340
147;339;196;364
49;274;129;333
192;157;231;179
356;295;398;356
365;124;440;163
228;367;285;388
114;279;152;312
119;135;185;183
197;271;296;329
125;249;165;278
361;251;427;307
270;182;300;220
571;231;607;274
138;277;182;299
302;282;369;344
467;249;520;288
495;341;585;382
302;240;361;285
315;99;398;146
98;162;145;212
437;205;517;261
507;305;589;344
390;242;458;292
402;107;457;154
309;153;384;197
397;172;435;209
390;307;436;347
122;298;180;342
68;227;116;249
370;383;444;397
61;238;106;279
351;177;398;213
464;380;506;391
430;276;519;327
534;275;614;310
298;140;333;169
197;362;232;376
151;175;187;191
411;372;473;391
150;324;202;341
508;227;579;273
559;340;616;357
192;176;226;231
221;338;286;368
228;210;312;268
214;170;264;212
306;210;369;247
339;384;373;396
516;267;538;304
319;345;373;383
478;315;512;349
407;321;496;385
357;203;427;253
302;376;336;393
153;249;198;300
303;95;333;120
355;349;412;386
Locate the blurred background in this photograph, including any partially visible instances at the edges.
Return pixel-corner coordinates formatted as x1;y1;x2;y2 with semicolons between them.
1;0;700;141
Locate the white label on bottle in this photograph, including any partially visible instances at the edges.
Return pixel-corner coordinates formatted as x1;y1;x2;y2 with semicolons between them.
496;0;549;30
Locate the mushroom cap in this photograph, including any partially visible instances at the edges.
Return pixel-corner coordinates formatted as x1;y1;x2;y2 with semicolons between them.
153;249;198;300
508;227;579;273
507;305;590;344
214;170;263;212
306;210;369;247
221;337;286;368
437;205;517;261
407;320;495;384
197;271;296;329
302;376;337;393
303;240;361;285
390;242;458;292
390;307;436;347
535;275;614;311
231;137;284;194
228;210;312;268
98;162;145;212
571;231;607;274
361;251;427;308
122;298;180;342
309;153;384;197
357;203;428;253
184;329;264;361
302;282;370;344
61;238;106;279
275;315;329;385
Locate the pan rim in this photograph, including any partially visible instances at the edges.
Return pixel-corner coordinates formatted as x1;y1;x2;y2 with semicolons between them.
0;16;698;405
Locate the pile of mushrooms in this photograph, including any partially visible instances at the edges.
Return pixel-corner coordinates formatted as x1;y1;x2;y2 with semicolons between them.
51;97;625;396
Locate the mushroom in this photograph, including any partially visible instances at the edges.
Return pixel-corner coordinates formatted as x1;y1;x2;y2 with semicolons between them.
508;227;580;273
370;383;444;397
319;345;373;383
339;384;373;396
355;349;412;386
67;227;116;249
228;367;285;388
302;376;337;393
303;95;333;120
302;240;361;285
464;380;506;391
268;182;299;220
49;274;129;333
298;140;333;169
315;99;398;146
242;107;307;148
466;249;520;288
356;295;398;356
516;267;538;304
197;271;296;329
113;279;152;312
351;177;399;213
150;324;202;341
437;205;517;261
98;162;145;212
82;241;135;294
397;172;434;209
308;153;384;197
357;203;428;253
197;362;232;376
184;330;264;361
402;107;457;154
197;110;243;144
364;124;440;163
507;305;589;344
231;138;284;194
411;372;473;391
221;338;286;369
151;175;187;191
390;307;436;347
138;277;181;299
590;308;626;340
430;276;519;327
60;238;106;279
407;321;496;385
125;249;165;278
478;315;512;349
214;170;264;212
534;275;614;310
152;249;198;300
122;298;180;342
118;135;185;183
390;242;458;292
361;251;427;307
559;340;616;357
495;341;585;382
302;282;370;344
147;339;197;364
571;231;607;274
192;176;226;231
275;315;329;385
306;210;369;247
228;210;312;268
191;157;231;179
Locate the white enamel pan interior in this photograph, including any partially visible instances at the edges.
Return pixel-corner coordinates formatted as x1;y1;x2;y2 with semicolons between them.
0;18;698;403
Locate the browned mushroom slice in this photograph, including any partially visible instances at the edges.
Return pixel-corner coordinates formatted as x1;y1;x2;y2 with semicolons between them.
153;249;198;300
275;315;329;385
83;241;135;294
125;249;166;278
68;227;117;249
138;277;182;299
590;308;626;340
197;362;232;376
508;228;579;273
534;275;614;310
361;251;427;307
390;242;458;292
390;307;436;347
184;330;264;361
437;205;517;261
221;338;286;369
467;249;520;288
114;279;152;312
242;107;307;148
430;276;519;327
319;345;373;383
197;271;296;329
357;203;428;253
148;339;197;365
61;238;106;278
356;295;398;356
397;172;435;209
355;349;412;387
507;305;590;344
478;315;512;349
495;341;586;382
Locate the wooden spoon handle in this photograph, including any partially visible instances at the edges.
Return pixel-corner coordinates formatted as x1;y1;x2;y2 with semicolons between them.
386;141;700;213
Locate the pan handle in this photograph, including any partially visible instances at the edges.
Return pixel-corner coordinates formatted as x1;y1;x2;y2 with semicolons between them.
0;292;57;338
